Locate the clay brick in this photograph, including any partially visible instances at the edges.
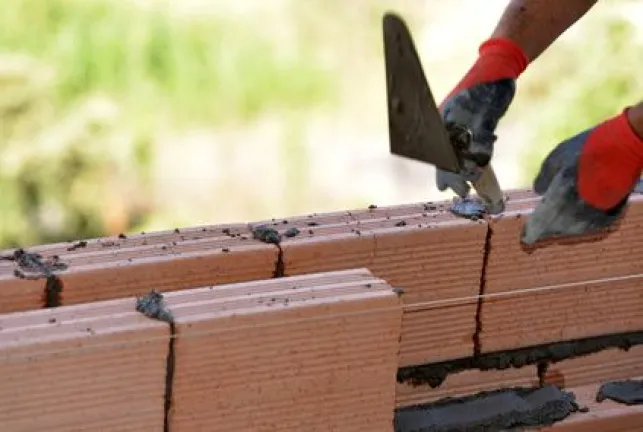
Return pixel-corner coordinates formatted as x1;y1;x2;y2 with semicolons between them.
481;194;643;352
347;201;451;221
0;188;536;317
400;296;479;366
61;242;276;304
486;193;643;291
13;223;251;256
543;380;643;431
504;188;539;202
0;299;168;430
0;234;277;313
543;346;643;389
395;366;538;407
480;274;643;352
251;210;355;230
166;269;403;431
280;230;376;275
263;202;488;364
370;221;486;304
360;219;486;365
0;276;48;316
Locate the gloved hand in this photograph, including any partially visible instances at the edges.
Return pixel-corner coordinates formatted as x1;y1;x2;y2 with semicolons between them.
521;108;643;245
437;38;529;198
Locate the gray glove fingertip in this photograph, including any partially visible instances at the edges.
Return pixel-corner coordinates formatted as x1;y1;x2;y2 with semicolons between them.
436;169;470;198
533;130;592;195
532;148;569;195
533;169;552;195
521;171;571;244
435;169;450;191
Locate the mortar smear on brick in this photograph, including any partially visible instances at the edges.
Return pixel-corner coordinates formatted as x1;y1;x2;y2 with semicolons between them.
544;378;643;430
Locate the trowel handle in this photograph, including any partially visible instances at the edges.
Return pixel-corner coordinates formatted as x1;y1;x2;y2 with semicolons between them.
471;165;505;214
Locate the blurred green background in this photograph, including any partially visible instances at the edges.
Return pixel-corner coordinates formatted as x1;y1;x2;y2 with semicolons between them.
0;0;640;248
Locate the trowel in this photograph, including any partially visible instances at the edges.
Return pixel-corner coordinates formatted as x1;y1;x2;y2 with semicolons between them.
382;12;505;217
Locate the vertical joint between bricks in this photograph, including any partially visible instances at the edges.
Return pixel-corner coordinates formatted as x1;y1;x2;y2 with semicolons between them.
164;323;176;432
274;245;285;278
44;275;63;308
473;223;493;357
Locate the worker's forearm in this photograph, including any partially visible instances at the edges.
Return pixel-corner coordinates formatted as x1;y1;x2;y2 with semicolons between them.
491;0;597;61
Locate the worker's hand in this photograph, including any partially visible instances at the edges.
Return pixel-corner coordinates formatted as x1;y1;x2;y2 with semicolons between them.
438;80;516;197
521;109;643;245
436;38;529;198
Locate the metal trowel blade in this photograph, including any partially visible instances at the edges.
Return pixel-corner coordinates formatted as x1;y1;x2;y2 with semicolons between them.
383;12;461;174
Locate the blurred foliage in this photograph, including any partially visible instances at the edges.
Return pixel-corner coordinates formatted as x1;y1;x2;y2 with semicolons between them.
0;0;337;248
516;13;643;182
0;0;639;248
0;0;335;126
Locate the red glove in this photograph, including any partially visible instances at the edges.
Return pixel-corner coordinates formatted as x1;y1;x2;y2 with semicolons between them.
437;38;529;199
522;108;643;245
577;109;643;210
441;37;529;109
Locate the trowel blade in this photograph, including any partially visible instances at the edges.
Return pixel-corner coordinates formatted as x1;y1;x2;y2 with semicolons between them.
383;12;461;174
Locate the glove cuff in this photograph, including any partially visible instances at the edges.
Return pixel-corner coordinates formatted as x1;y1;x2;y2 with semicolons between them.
577;109;643;210
442;38;527;107
478;37;530;79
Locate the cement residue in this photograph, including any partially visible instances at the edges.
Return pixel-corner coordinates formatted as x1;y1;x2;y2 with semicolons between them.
597;380;643;405
283;227;300;238
66;240;88;251
136;290;174;323
394;385;579;432
398;331;643;387
252;225;282;245
449;197;487;220
2;248;68;307
1;248;68;277
252;225;286;277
